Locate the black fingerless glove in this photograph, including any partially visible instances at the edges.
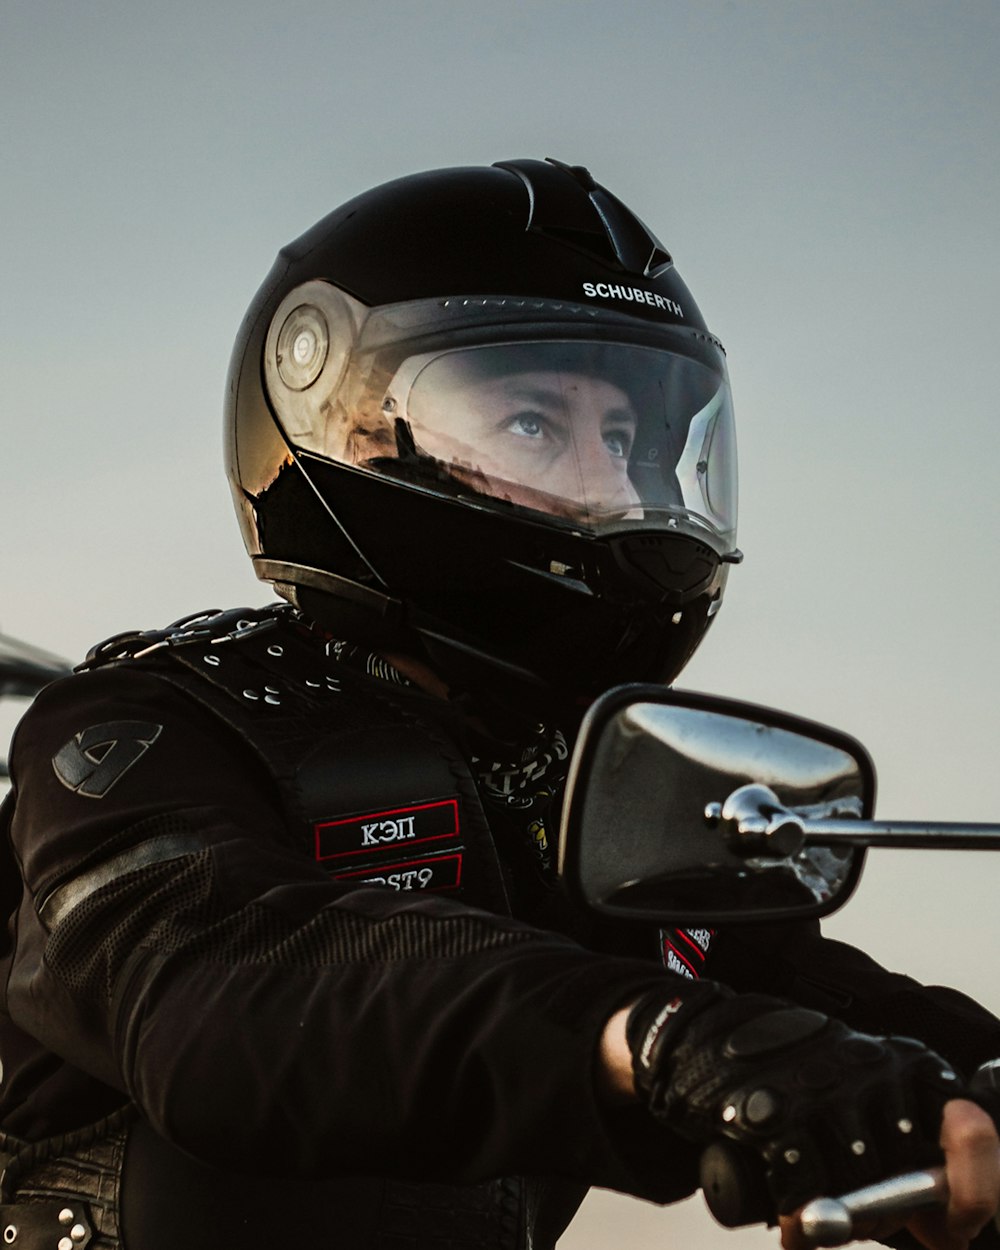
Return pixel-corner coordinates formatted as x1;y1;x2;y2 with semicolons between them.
626;983;964;1216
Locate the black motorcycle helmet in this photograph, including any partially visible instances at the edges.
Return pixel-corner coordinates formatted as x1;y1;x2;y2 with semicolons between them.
225;158;740;715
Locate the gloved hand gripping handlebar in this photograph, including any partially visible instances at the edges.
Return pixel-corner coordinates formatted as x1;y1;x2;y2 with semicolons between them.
626;983;966;1223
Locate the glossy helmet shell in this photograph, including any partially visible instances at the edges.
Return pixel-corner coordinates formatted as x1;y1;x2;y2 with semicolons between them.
225;159;739;707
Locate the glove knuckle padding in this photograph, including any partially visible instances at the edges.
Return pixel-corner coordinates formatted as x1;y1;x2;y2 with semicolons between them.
628;987;961;1214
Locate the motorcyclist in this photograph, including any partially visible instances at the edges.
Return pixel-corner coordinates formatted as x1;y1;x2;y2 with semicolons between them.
1;158;998;1250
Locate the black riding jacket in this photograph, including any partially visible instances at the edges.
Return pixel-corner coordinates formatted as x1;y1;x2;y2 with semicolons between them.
2;605;998;1249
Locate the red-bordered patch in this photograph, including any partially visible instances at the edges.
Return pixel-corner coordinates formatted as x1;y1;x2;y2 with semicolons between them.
331;852;463;893
314;798;460;864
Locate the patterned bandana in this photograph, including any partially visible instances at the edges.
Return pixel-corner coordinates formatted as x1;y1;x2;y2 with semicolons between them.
470;728;570;874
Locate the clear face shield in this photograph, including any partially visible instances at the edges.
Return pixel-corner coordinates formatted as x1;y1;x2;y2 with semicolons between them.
264;287;737;550
381;341;736;542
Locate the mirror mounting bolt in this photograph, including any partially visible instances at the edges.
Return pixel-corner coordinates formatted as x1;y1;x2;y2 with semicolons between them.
714;784;806;858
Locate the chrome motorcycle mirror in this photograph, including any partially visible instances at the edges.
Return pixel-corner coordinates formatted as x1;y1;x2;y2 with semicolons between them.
558;685;873;924
558;685;1000;925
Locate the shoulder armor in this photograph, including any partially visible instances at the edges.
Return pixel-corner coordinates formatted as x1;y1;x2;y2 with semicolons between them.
80;603;357;729
79;604;294;671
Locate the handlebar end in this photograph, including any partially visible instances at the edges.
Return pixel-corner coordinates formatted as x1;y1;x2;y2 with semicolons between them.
799;1198;852;1246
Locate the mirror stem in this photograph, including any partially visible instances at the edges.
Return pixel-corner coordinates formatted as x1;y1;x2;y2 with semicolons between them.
706;786;1000;856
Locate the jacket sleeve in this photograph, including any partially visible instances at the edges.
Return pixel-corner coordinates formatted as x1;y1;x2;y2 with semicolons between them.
706;920;1000;1077
3;665;698;1201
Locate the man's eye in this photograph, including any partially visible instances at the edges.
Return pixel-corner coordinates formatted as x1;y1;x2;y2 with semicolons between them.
604;429;632;458
507;412;546;439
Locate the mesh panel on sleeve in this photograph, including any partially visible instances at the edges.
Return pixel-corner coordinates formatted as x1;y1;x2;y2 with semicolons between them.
44;848;535;1012
45;854;217;1002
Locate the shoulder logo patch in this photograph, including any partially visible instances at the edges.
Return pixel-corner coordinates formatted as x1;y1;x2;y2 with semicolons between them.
52;721;163;798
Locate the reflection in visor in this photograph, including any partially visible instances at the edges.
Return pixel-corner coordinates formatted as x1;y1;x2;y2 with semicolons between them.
379;341;736;537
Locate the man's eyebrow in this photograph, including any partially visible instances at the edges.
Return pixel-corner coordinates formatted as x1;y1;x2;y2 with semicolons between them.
497;384;565;407
605;406;638;426
497;386;638;425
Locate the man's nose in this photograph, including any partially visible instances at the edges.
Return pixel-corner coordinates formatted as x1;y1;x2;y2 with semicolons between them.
574;436;637;512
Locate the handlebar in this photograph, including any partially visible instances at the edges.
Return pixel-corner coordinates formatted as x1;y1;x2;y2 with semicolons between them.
702;1157;952;1245
701;1060;1000;1242
799;1167;947;1246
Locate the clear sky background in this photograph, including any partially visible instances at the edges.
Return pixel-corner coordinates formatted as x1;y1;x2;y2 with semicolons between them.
3;3;999;1246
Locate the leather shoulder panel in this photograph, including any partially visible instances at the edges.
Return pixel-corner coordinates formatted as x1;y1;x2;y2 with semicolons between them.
90;607;511;912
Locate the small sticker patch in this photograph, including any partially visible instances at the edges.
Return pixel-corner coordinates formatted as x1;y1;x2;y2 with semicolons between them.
660;927;714;979
52;721;163;798
314;799;459;863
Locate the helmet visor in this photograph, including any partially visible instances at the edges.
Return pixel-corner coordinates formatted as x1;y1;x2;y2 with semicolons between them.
265;285;736;545
378;340;736;540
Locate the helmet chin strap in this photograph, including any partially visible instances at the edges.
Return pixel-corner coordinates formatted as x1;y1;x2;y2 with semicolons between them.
282;579;552;738
378;650;450;700
410;624;626;749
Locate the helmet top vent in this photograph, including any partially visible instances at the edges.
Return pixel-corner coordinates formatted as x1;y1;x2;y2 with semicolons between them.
496;157;673;278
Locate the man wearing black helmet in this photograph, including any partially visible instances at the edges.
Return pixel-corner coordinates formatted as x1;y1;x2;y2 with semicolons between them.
1;159;998;1250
